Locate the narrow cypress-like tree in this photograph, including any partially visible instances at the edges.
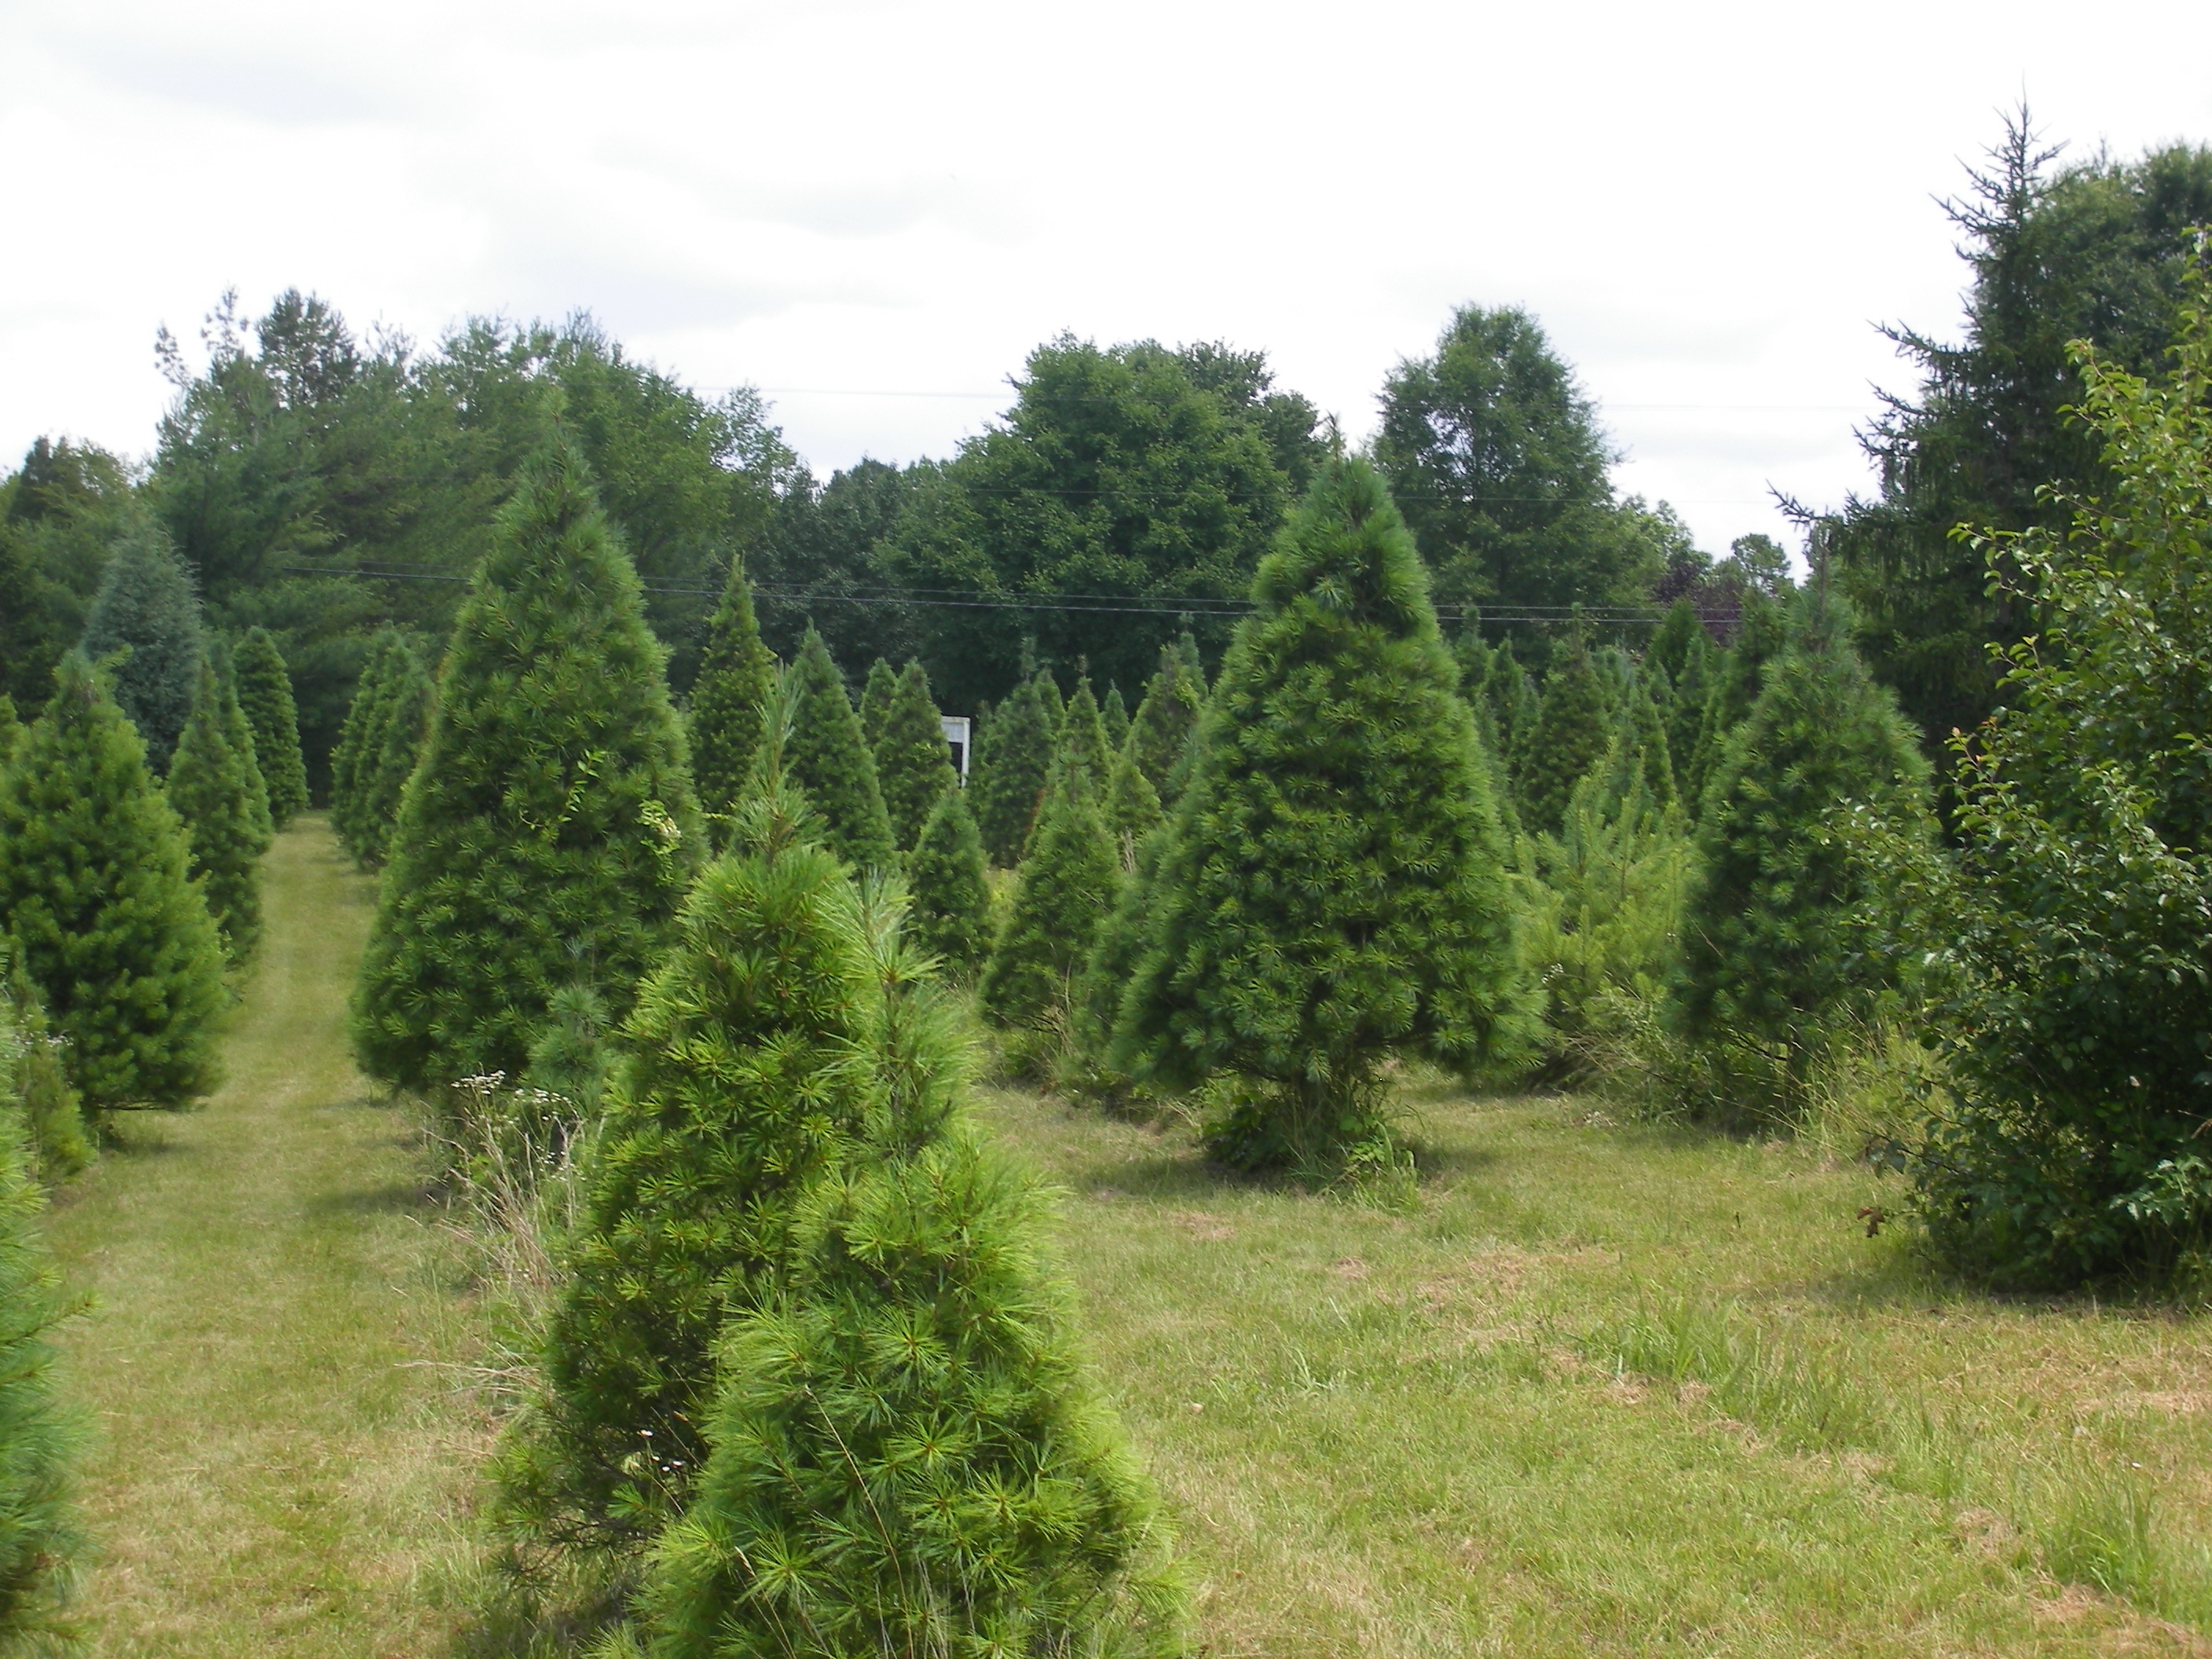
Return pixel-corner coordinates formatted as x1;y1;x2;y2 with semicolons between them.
687;553;775;837
1101;682;1131;753
906;786;990;973
233;627;309;826
1112;458;1538;1174
643;1128;1185;1658
980;766;1119;1032
355;641;431;869
166;659;264;960
0;1033;82;1639
969;672;1056;865
873;660;958;850
496;829;881;1547
1124;646;1202;802
328;632;401;851
858;657;898;750
1673;594;1932;1071
0;654;224;1109
79;521;204;774
1517;640;1615;836
211;639;273;856
786;628;895;871
353;441;701;1096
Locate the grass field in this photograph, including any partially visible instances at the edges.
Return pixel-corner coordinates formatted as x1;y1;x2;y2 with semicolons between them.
36;817;2212;1654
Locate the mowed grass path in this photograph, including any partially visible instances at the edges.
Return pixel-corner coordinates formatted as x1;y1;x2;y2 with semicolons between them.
45;818;478;1657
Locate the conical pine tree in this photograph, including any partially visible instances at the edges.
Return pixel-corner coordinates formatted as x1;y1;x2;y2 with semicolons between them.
1646;597;1708;690
353;441;701;1096
907;786;991;974
233;627;309;826
355;641;431;869
1101;682;1130;752
980;764;1119;1032
211;639;272;855
1517;640;1615;836
79;520;204;774
1111;457;1538;1173
786;629;895;872
1124;646;1203;803
1104;745;1163;866
334;635;417;866
1055;679;1112;793
1673;593;1932;1065
969;672;1057;866
1483;639;1537;786
328;632;401;851
859;657;898;750
1663;634;1714;808
687;552;775;838
642;1127;1185;1658
1687;587;1786;802
0;654;224;1109
873;660;958;851
166;659;264;959
496;829;881;1547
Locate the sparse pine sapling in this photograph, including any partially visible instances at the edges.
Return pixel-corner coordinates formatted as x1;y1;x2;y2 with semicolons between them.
233;626;309;826
0;654;224;1110
873;660;958;850
352;441;701;1096
165;659;265;959
1113;457;1539;1175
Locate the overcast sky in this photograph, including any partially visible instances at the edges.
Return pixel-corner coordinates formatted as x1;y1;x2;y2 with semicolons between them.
4;0;2209;558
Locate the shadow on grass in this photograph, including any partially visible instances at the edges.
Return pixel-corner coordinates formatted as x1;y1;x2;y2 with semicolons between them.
307;1180;438;1218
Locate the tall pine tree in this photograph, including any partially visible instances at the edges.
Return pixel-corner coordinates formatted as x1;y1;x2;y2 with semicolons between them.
79;520;204;774
687;552;775;838
211;638;273;856
872;660;958;851
859;657;898;749
1112;458;1537;1173
906;786;991;973
1516;639;1615;836
0;654;225;1109
786;628;896;871
969;671;1056;866
353;441;701;1096
166;659;264;960
1123;645;1203;802
233;626;309;826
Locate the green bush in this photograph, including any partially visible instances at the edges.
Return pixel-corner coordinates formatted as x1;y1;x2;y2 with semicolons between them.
233;626;309;826
0;654;225;1111
1112;457;1537;1175
166;658;265;960
353;441;700;1096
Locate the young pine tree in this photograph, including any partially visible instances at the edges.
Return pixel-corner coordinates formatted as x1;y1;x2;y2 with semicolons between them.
906;786;991;974
687;552;775;839
1;947;93;1180
1051;681;1113;798
980;765;1120;1036
353;441;700;1097
1672;592;1932;1091
0;1037;83;1643
1101;681;1131;752
1104;745;1164;864
872;660;958;850
328;632;401;851
354;640;432;869
1687;586;1786;801
233;626;309;826
642;1129;1185;1658
969;672;1057;866
498;829;881;1547
0;654;224;1110
1516;639;1615;836
1112;457;1537;1174
1124;646;1203;803
211;639;273;856
79;520;204;774
166;659;265;960
786;628;896;873
859;657;898;750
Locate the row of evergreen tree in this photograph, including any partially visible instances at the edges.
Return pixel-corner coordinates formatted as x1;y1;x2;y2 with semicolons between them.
0;523;313;1641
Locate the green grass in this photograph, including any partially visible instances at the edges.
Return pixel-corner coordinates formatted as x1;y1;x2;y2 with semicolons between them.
42;817;482;1657
34;818;2212;1655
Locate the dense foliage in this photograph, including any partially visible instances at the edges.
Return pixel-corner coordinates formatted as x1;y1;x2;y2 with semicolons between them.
352;442;699;1095
166;659;266;959
0;654;225;1110
871;660;958;850
78;521;206;775
1111;457;1537;1172
906;786;991;974
686;554;775;837
232;626;309;827
969;671;1057;866
784;628;895;872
